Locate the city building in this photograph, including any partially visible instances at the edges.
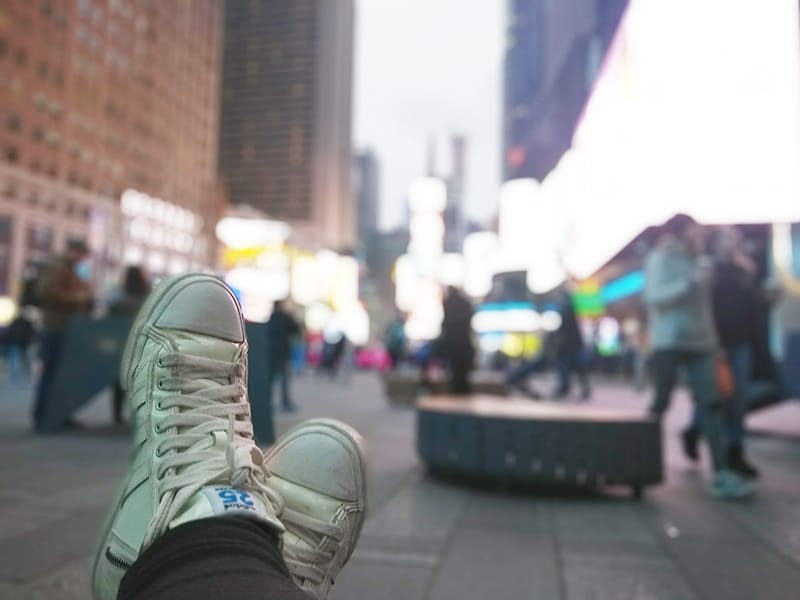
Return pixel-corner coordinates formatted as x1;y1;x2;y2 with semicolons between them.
503;0;628;181
219;0;355;251
443;135;466;252
353;149;380;269
0;0;225;299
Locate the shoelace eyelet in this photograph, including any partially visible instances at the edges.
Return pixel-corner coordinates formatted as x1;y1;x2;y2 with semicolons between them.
156;357;165;368
155;400;163;410
156;378;166;390
155;446;164;457
154;423;163;434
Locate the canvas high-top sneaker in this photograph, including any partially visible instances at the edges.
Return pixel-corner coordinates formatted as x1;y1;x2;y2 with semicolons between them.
91;274;285;600
264;419;367;599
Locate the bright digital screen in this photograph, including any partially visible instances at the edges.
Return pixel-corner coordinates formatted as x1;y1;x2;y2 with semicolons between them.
547;0;800;279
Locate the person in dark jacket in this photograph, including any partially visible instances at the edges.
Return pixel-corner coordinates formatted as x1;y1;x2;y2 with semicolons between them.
32;240;92;432
109;266;151;425
682;226;760;477
552;284;591;400
439;286;475;394
266;300;301;411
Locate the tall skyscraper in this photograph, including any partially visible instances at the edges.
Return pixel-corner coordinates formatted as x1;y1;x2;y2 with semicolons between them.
0;0;225;295
444;135;466;252
503;0;628;181
219;0;355;251
353;149;380;266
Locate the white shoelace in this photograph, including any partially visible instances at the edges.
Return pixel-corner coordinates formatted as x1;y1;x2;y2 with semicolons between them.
282;508;344;584
142;351;285;550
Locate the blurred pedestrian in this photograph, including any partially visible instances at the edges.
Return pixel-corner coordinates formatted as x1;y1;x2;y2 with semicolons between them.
552;284;591;400
439;286;475;395
4;307;36;380
266;300;301;412
682;226;760;478
32;239;93;432
644;214;753;499
384;314;407;371
108;266;151;425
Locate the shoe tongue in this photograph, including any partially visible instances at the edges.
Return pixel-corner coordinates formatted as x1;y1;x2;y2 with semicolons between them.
169;485;284;534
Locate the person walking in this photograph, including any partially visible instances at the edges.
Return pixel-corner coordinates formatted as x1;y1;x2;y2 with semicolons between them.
384;314;407;371
108;266;152;425
644;214;753;499
682;226;760;477
552;283;591;400
439;286;475;395
266;300;301;412
4;307;36;380
31;239;92;432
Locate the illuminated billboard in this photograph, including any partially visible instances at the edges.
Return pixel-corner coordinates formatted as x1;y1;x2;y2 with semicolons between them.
545;0;800;279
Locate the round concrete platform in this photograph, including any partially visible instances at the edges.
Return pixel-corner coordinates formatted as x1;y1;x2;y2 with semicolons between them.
416;395;663;497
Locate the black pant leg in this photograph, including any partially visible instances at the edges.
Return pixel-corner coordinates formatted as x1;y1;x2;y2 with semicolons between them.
118;518;311;600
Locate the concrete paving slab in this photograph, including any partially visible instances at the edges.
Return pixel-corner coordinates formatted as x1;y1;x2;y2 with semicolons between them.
428;527;563;600
562;554;698;600
659;537;800;600
0;508;105;582
332;563;433;600
459;490;552;532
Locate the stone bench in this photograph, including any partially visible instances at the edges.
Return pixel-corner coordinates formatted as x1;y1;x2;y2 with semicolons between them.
416;394;663;498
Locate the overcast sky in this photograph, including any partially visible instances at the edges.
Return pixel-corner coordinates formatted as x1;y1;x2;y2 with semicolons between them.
353;0;505;231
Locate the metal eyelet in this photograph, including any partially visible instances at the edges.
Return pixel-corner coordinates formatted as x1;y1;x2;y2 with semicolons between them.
156;378;166;390
154;423;163;434
155;400;163;410
156;357;165;368
155;446;164;457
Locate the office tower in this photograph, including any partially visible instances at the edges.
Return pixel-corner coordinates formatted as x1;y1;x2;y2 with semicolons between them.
220;0;356;250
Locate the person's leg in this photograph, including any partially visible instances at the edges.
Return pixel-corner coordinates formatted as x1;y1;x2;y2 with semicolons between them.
279;362;295;411
575;353;591;400
6;344;20;379
112;380;125;425
32;331;64;431
685;351;728;471
648;350;679;418
450;357;470;394
118;518;310;600
553;352;571;398
264;363;276;412
725;344;758;477
21;343;31;377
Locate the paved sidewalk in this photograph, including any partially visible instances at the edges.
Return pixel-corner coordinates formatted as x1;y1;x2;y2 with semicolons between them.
2;372;800;599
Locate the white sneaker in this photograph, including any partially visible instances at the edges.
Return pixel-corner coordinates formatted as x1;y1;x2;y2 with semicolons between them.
710;469;755;500
91;274;285;600
265;418;367;599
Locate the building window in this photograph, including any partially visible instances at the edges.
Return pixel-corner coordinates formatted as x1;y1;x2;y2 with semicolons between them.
5;114;21;132
31;126;44;143
37;61;48;79
14;48;27;66
5;148;19;163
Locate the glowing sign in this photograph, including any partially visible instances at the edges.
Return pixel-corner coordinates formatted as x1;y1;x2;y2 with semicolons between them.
549;0;800;279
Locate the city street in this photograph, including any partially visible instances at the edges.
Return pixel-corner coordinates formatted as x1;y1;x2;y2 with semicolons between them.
2;373;800;599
